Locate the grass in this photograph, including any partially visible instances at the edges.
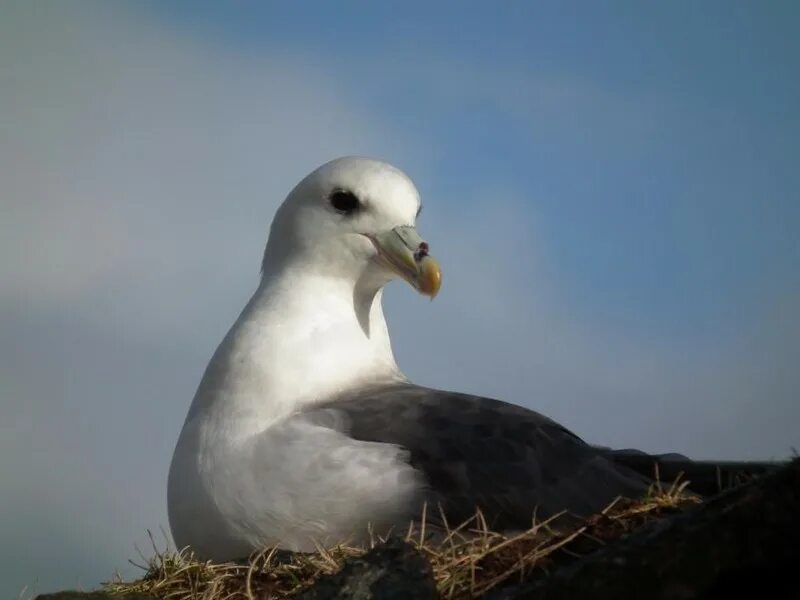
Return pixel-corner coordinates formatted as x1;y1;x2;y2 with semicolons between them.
105;476;700;599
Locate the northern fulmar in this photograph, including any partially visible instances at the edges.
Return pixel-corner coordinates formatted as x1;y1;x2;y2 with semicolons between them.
167;156;701;561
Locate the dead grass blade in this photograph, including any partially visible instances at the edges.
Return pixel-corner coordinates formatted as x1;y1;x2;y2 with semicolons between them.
105;479;698;600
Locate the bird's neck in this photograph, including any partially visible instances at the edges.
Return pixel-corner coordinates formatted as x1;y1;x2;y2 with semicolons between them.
187;266;404;436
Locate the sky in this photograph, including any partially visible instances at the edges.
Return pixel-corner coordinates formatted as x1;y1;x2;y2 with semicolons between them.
1;1;799;597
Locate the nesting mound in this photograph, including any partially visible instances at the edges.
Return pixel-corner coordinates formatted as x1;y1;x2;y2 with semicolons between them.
105;477;698;599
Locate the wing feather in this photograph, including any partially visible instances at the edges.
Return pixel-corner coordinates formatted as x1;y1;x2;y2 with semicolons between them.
304;383;651;530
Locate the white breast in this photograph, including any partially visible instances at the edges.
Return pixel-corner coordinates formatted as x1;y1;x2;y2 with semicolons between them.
167;271;420;557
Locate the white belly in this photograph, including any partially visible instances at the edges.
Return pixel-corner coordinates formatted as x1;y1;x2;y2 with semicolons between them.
167;412;423;560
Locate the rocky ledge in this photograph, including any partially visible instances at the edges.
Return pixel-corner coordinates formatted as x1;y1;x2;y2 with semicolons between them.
36;457;798;599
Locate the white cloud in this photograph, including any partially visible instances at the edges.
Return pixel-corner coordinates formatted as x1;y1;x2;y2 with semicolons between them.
0;3;419;596
0;1;412;339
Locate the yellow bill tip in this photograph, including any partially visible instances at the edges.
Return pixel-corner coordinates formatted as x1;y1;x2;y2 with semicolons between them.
417;255;442;298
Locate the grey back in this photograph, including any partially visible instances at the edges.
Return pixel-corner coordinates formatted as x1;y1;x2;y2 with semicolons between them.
304;383;652;531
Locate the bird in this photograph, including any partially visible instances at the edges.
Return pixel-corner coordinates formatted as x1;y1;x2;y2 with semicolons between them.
166;156;769;562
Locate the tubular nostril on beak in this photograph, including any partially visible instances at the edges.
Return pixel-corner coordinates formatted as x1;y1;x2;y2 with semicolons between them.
415;242;429;261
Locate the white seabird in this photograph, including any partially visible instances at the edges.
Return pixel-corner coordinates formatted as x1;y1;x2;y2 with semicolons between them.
167;156;653;561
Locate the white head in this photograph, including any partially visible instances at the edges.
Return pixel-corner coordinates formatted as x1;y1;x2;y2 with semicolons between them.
260;156;441;301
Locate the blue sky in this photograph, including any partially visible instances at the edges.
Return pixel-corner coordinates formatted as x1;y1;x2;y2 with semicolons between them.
1;1;798;597
144;0;800;338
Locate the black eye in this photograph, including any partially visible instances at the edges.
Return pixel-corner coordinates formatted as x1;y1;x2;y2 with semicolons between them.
329;189;360;214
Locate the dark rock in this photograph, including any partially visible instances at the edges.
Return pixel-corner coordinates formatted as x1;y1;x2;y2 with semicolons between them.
296;537;438;600
486;457;800;599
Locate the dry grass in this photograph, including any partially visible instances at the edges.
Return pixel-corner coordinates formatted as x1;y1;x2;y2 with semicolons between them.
105;476;699;600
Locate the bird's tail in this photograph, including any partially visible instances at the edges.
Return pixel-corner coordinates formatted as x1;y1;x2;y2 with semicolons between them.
594;447;785;497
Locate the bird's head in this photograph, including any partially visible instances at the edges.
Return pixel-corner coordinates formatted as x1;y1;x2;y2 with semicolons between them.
262;156;441;298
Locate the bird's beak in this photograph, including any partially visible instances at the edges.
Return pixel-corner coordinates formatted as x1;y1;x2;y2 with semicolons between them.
369;226;442;298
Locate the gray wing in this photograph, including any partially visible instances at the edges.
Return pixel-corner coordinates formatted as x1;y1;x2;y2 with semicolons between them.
304;382;651;531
